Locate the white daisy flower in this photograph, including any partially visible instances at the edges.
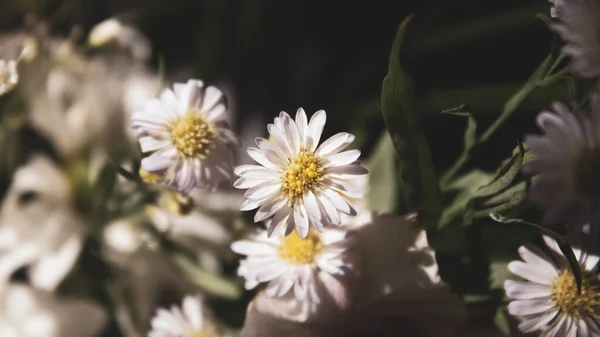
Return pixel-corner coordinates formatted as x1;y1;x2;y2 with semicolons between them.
551;0;600;77
132;79;240;193
231;225;357;304
234;108;368;238
149;294;219;337
505;236;600;336
523;98;600;227
0;58;18;96
240;213;466;337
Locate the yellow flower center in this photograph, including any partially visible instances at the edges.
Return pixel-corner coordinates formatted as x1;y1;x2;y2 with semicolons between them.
281;148;323;204
170;113;218;158
278;229;322;264
572;147;600;200
139;168;163;184
551;269;600;316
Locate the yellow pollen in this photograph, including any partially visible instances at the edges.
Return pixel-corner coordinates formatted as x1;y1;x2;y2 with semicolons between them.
281;148;323;204
139;168;163;184
279;229;322;264
551;269;600;316
170;113;218;158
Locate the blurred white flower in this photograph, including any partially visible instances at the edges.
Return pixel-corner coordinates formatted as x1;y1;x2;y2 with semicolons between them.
0;59;18;96
551;0;600;77
145;203;232;273
505;236;600;336
0;155;83;291
88;18;125;47
88;18;151;61
132;79;240;193
0;284;107;337
234;108;368;238
231;225;356;304
524;98;600;227
241;213;465;337
149;294;219;337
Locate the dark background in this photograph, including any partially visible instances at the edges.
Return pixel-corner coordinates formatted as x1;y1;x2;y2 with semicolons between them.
0;0;560;170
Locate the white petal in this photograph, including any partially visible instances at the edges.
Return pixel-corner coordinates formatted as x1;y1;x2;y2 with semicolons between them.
508;261;555;285
518;246;559;276
231;240;278;256
316;194;341;225
247;147;280;170
322;188;356;215
293;206;309;239
315;132;354;157
202;86;224;112
517;310;558;333
282;114;301;154
245;182;281;200
254;197;288;222
268;208;291;237
139;137;171;153
307;110;326;152
141;154;172;172
504;280;552;300
30;234;82;292
295;108;308;146
324;149;361;167
267;124;294;158
507;299;554;316
303;191;322;223
182;295;204;330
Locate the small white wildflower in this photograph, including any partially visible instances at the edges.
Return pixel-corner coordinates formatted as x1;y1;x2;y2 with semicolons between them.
149;294;219;337
524;95;600;227
234;108;368;238
0;58;18;96
551;0;600;77
131;79;240;193
505;236;600;336
231;225;356;304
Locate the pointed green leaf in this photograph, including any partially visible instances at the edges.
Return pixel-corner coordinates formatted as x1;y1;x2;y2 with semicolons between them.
364;132;399;213
381;16;442;226
490;214;582;292
474;142;525;198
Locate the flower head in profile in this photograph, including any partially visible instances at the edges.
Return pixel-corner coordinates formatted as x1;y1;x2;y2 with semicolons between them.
234;108;368;238
231;225;356;304
524;95;600;227
149;294;219;337
0;58;18;96
551;0;600;77
505;236;600;336
132;79;240;193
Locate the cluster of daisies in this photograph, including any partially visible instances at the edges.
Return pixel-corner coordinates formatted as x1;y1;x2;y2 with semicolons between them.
133;78;371;336
131;1;600;336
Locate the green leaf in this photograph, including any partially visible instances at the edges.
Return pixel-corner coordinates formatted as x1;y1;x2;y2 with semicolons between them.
109;160;142;183
494;308;512;336
364;132;399;213
463;115;477;151
440;103;471;116
438;170;493;229
381;16;442;227
168;250;241;300
490;214;583;292
474;142;525;198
